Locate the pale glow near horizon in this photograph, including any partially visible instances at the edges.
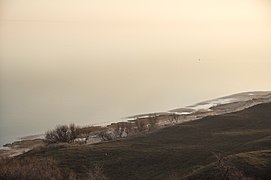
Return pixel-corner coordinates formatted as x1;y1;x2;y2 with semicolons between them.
0;0;271;144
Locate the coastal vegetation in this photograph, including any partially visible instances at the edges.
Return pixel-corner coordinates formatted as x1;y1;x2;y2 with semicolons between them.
16;103;271;179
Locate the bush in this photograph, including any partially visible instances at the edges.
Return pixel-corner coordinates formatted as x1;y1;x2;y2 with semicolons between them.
45;124;80;144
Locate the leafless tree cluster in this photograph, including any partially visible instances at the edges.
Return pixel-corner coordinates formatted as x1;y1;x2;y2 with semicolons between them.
113;122;126;138
168;113;180;123
134;114;159;133
79;126;105;137
45;124;80;143
148;113;159;130
135;118;148;132
99;130;115;141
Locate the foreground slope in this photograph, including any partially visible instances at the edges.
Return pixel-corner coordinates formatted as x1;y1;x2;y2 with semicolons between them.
22;103;271;179
185;150;271;180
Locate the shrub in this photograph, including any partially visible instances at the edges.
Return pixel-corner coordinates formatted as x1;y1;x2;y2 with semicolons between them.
45;124;79;144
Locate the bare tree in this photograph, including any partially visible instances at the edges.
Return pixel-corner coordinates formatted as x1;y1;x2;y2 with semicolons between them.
99;131;113;141
168;113;179;123
148;113;158;130
69;123;80;141
135;118;147;133
55;125;70;142
45;124;80;143
115;122;126;138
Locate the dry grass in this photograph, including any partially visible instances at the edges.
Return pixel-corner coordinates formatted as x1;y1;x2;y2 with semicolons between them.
0;157;107;180
0;157;62;180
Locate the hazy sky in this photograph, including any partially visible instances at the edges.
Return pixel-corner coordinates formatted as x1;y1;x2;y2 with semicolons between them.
0;0;271;144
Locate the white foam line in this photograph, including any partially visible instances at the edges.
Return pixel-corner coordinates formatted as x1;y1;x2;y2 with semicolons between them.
170;112;192;115
188;98;236;111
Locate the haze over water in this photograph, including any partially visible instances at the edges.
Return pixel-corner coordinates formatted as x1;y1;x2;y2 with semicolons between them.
0;0;271;146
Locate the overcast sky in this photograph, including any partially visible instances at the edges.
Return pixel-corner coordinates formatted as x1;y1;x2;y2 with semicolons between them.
0;0;271;144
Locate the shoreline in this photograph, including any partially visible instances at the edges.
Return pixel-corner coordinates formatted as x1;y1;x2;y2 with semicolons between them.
0;138;45;158
1;91;270;158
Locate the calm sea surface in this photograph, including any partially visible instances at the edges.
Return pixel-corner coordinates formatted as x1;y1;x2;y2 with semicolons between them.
0;20;270;146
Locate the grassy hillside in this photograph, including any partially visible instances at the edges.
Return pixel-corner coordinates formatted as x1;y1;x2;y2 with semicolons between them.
184;150;271;180
21;103;271;179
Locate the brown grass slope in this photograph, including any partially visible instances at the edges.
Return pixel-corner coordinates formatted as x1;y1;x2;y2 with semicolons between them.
20;103;271;179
